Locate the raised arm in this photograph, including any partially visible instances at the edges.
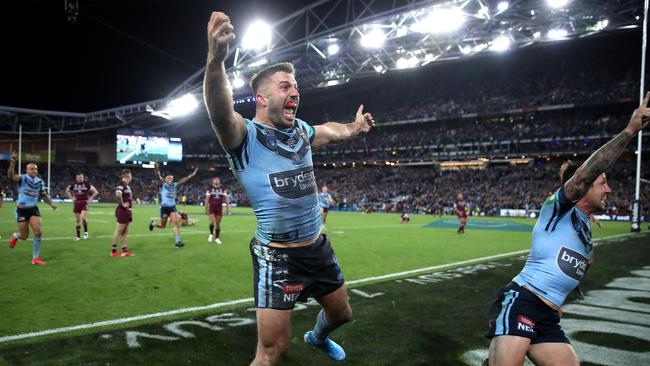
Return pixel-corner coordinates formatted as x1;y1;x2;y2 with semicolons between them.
204;11;247;151
153;163;164;183
7;152;20;183
312;105;375;150
178;167;198;185
564;92;650;201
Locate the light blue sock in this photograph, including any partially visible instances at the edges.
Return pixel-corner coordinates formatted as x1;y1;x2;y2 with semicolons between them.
175;236;181;244
313;310;340;342
33;237;41;259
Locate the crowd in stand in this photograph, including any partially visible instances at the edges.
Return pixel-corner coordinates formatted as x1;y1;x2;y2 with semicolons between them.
314;159;647;217
1;158;647;221
184;104;647;164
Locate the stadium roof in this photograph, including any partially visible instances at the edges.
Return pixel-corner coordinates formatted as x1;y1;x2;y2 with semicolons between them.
0;0;644;134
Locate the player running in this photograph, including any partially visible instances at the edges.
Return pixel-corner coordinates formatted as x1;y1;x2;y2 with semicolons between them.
486;93;650;366
112;169;134;257
66;173;98;241
454;193;468;234
205;177;231;244
318;186;335;229
7;152;57;265
149;163;198;248
204;10;375;365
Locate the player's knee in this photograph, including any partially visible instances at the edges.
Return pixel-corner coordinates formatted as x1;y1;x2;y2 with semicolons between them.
330;306;353;325
257;338;289;364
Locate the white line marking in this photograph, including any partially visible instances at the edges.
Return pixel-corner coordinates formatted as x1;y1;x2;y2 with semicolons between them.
22;224;427;242
0;298;253;343
0;232;642;344
18;230;208;242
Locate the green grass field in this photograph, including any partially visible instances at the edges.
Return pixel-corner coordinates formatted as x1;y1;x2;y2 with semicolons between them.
0;203;647;365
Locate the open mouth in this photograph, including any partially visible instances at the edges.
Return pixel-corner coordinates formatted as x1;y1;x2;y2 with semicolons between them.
283;100;298;119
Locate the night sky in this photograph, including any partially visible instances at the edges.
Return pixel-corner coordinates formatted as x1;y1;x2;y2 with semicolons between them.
1;1;646;113
0;0;307;112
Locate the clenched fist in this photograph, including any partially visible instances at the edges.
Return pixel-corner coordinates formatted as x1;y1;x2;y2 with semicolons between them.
207;11;236;64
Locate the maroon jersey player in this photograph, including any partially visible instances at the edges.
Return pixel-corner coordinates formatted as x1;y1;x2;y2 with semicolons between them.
65;173;98;241
112;169;133;257
205;177;231;244
454;193;468;234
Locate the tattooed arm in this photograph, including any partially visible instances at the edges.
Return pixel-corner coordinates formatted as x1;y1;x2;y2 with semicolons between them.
564;92;650;201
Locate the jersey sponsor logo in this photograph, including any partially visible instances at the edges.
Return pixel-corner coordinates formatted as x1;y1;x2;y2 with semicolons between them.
23;190;40;197
269;167;317;199
282;283;305;294
517;315;535;327
557;246;589;281
282;283;304;302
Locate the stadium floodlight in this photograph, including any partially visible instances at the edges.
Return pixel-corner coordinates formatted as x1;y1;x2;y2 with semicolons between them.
547;28;568;40
547;0;570;8
593;19;609;31
476;5;489;19
395;26;409;38
373;64;386;73
497;2;509;12
533;31;542;39
490;35;512;51
411;6;465;34
473;43;488;52
242;20;272;50
232;76;245;89
360;27;386;48
396;56;419;69
248;58;268;68
459;45;472;55
164;93;199;119
327;43;340;56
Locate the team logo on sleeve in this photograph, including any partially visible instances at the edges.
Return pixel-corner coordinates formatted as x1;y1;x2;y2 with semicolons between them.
269;167;317;199
557;246;589;281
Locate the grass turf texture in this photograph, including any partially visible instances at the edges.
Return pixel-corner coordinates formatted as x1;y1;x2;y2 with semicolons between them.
0;203;645;365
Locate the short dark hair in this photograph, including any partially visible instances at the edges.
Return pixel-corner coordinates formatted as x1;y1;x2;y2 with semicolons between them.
250;62;295;95
559;160;580;184
121;169;131;177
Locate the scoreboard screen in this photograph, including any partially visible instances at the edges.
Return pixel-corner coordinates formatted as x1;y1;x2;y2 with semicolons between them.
116;129;182;164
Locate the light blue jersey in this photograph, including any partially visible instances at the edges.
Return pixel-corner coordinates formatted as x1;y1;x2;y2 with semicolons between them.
17;175;45;207
226;118;321;244
513;186;593;307
160;182;177;207
319;193;333;209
